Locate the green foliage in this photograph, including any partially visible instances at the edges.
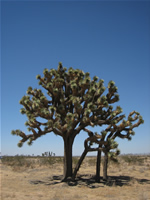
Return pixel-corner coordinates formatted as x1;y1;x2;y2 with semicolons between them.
18;141;23;147
11;130;16;135
27;138;33;146
20;108;26;114
129;130;135;136
93;76;99;81
36;74;41;79
116;106;123;114
114;94;119;101
139;116;144;124
108;80;115;88
26;86;33;94
116;149;120;155
11;129;22;136
127;136;132;141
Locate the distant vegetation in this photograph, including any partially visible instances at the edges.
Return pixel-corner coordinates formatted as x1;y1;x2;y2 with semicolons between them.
1;155;62;169
1;154;149;172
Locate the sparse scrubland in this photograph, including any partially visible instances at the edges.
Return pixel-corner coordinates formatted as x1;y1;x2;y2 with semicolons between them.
1;154;150;200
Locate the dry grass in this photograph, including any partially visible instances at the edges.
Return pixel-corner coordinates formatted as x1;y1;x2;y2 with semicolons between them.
1;155;150;200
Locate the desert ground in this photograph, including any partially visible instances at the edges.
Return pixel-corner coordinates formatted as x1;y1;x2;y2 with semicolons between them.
1;155;150;200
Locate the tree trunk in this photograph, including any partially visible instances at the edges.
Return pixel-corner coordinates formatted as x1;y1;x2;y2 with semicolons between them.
62;136;74;181
95;149;101;183
103;152;108;181
72;149;88;180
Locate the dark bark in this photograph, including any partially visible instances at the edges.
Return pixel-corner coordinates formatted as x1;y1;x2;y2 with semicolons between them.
62;136;74;181
72;149;88;180
95;149;101;183
103;152;108;181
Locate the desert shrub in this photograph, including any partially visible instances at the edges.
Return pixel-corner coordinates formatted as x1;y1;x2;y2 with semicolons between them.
121;155;145;165
39;157;56;166
1;156;27;166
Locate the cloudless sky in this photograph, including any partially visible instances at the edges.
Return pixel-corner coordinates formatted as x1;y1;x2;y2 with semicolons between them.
1;0;150;156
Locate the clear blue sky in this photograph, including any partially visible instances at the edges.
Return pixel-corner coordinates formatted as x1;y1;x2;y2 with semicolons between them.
1;1;150;156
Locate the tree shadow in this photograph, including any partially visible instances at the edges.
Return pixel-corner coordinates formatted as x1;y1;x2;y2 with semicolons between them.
100;175;150;186
29;174;150;188
29;175;63;186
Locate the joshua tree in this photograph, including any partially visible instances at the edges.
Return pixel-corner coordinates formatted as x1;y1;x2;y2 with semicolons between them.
72;110;144;182
101;110;144;181
11;63;143;181
72;128;120;181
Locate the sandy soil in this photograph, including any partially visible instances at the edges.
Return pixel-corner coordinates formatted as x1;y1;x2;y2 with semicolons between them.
1;156;150;200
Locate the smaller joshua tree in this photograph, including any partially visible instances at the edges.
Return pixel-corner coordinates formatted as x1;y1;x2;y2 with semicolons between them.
101;110;144;181
72;108;144;182
72;128;119;181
